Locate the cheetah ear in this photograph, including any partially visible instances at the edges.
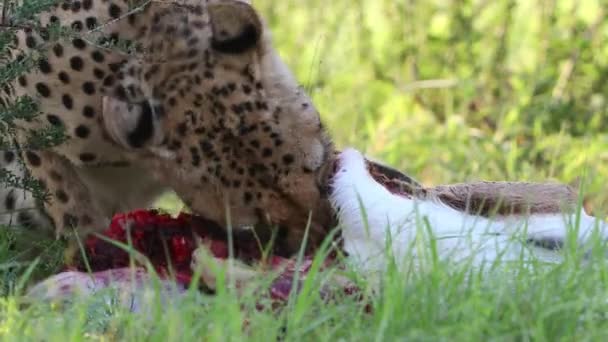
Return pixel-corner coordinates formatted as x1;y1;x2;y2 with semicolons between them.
208;0;262;54
101;96;166;150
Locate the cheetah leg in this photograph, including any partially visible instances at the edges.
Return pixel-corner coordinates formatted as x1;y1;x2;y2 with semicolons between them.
20;150;111;264
0;149;53;233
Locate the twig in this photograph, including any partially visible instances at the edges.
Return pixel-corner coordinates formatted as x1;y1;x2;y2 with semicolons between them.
400;79;459;92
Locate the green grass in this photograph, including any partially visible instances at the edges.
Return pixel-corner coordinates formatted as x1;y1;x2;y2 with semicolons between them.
4;227;608;341
3;0;608;340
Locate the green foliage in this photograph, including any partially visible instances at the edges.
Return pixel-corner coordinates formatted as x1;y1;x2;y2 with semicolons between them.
0;168;48;203
2;224;608;341
3;0;56;24
0;228;65;297
257;0;608;213
0;96;38;126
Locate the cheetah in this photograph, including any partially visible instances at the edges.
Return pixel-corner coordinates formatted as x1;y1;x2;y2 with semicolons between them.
1;0;335;255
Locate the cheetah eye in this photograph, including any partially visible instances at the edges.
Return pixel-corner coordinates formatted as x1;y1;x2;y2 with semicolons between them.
208;1;262;54
102;96;165;150
211;23;260;54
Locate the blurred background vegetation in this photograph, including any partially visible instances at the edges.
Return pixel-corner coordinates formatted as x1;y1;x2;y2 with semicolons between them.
250;0;608;216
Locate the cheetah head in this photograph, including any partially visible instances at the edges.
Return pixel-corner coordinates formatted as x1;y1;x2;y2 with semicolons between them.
101;0;336;254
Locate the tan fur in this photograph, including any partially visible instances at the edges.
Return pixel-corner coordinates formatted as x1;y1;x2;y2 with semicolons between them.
364;159;578;218
1;0;334;256
426;182;577;217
